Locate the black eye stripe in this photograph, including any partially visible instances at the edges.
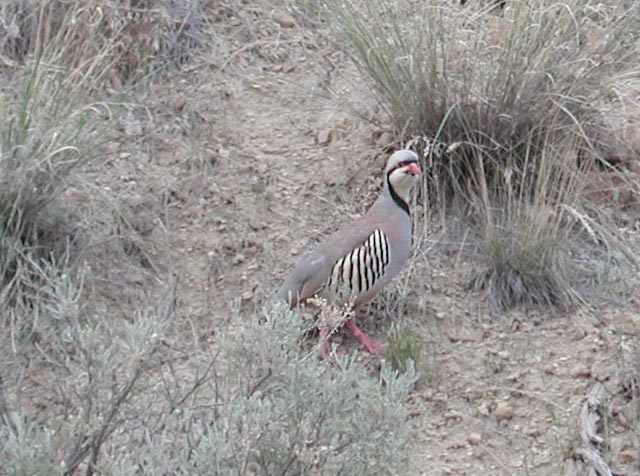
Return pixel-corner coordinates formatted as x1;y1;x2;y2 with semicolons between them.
396;160;417;168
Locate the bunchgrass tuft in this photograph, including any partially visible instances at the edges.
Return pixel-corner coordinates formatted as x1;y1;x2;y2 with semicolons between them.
0;1;201;294
327;0;640;310
385;323;422;374
0;3;122;290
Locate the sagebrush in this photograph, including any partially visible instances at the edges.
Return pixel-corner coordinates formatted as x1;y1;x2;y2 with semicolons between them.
0;265;417;475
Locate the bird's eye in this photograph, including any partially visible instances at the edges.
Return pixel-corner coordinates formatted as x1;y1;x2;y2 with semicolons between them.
397;161;408;168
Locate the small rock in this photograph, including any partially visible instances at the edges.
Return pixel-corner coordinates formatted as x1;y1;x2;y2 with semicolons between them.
232;253;246;265
493;402;514;421
525;426;541;437
435;311;446;320
273;11;295;28
317;129;332;146
375;131;395;147
571;327;587;341
249;217;266;231
477;401;491;417
471;447;484;459
505;371;523;382
464;389;483;401
612;424;626;434
467;433;482;445
443;410;462;421
241;290;253;300
171;97;186;111
619;447;639;462
281;60;296;73
543;363;556;375
569;364;591;378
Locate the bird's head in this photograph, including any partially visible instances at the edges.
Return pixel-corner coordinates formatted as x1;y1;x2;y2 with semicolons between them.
385;149;421;204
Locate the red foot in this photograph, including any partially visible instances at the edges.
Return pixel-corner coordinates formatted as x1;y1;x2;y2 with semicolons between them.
345;319;383;355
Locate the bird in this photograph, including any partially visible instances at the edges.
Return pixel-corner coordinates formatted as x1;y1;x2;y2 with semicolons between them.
277;149;421;356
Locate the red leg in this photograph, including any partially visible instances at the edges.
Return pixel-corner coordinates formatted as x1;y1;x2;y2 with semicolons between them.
345;318;383;355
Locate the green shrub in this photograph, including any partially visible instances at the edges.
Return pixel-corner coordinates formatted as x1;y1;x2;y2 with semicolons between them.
1;263;417;476
0;417;59;476
385;323;422;374
145;305;418;476
0;254;176;476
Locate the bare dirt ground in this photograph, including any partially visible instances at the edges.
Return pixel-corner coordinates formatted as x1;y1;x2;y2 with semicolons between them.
130;3;639;475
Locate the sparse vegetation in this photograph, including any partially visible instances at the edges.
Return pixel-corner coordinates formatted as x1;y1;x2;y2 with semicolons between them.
1;6;416;473
0;0;203;293
1;1;639;475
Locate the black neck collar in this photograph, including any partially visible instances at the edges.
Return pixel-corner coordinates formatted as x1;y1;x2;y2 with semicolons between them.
386;171;410;216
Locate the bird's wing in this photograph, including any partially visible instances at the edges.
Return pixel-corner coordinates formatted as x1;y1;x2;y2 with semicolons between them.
277;220;386;307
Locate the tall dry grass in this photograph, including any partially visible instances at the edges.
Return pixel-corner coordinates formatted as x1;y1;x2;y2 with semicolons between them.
0;0;204;293
327;0;640;310
0;3;120;291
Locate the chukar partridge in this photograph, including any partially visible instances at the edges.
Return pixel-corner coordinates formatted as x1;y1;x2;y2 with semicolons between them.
277;149;421;355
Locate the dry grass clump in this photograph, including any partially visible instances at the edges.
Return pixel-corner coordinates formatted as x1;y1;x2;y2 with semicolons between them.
327;0;640;310
0;4;118;292
0;0;202;294
1;1;203;77
470;136;590;311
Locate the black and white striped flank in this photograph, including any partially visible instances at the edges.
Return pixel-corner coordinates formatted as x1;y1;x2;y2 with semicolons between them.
326;229;390;297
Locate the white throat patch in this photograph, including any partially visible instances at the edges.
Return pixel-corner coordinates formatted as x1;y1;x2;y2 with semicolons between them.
388;167;418;204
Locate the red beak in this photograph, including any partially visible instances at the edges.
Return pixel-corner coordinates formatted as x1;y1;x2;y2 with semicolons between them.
407;162;421;175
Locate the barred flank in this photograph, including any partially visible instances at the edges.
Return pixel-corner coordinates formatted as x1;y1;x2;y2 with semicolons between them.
326;229;390;297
